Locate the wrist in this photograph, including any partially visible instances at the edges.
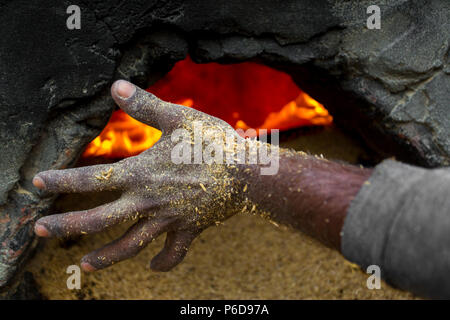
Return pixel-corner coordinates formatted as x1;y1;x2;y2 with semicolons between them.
234;147;373;250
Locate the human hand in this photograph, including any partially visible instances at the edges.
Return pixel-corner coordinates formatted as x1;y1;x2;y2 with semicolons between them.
33;80;259;272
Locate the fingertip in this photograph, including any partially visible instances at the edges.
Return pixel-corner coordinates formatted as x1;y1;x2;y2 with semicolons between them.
149;231;195;272
111;80;136;100
34;223;50;237
150;253;179;272
32;176;46;190
81;261;97;272
150;259;171;272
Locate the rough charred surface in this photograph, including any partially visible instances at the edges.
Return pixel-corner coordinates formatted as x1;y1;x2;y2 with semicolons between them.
0;0;448;296
190;1;450;167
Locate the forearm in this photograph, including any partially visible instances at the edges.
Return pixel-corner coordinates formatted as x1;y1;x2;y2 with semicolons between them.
240;149;373;250
242;150;450;299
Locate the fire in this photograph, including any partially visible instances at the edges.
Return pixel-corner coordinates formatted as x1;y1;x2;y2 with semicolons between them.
81;110;162;159
235;91;332;133
83;56;332;158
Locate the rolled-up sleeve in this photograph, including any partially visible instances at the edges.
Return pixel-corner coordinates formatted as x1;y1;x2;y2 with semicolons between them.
341;159;450;299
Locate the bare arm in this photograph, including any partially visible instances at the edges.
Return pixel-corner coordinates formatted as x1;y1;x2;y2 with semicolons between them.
240;152;372;250
32;80;371;272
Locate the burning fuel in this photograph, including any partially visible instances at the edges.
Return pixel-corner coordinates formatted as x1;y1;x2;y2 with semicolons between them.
82;109;162;158
82;56;332;159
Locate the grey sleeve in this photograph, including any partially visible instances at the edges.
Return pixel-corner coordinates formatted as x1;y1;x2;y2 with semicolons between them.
341;159;450;299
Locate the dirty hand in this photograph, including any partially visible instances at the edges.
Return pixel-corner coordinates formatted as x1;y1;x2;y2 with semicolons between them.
33;80;259;272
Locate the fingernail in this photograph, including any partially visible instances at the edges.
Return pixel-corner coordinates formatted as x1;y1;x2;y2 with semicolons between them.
81;261;96;272
32;176;46;190
34;223;50;237
114;80;136;99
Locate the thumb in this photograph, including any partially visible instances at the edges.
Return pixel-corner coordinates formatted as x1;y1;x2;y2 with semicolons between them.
111;80;186;134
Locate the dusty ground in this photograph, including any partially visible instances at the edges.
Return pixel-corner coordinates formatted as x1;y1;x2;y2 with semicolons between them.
25;126;416;299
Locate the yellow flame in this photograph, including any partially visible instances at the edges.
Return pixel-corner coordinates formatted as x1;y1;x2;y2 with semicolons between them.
235;91;332;131
82;94;331;158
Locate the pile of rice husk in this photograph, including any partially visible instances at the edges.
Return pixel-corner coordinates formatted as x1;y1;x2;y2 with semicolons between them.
25;126;416;299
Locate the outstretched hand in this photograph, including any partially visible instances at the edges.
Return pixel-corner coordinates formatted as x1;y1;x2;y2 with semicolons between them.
33;80;256;272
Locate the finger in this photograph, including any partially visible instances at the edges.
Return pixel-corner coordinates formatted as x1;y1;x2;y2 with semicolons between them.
34;197;154;238
33;163;123;193
80;216;174;271
150;230;197;272
111;80;187;134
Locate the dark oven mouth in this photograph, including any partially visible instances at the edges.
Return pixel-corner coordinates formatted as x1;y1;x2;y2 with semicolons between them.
79;55;374;168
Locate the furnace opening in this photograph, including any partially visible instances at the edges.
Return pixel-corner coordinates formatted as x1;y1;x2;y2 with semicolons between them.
82;56;333;159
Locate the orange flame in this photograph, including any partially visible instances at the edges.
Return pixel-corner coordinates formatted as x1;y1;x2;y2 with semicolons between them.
82;100;192;158
81;110;161;159
82;57;332;159
235;91;332;133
